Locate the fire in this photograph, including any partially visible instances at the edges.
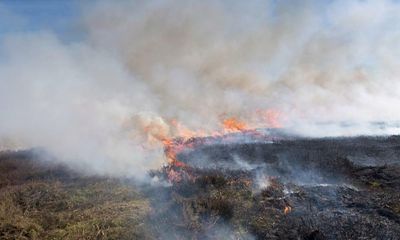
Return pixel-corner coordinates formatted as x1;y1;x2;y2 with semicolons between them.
163;138;188;167
284;206;292;214
135;116;189;168
170;119;199;139
136;108;284;175
222;117;248;132
133;108;286;184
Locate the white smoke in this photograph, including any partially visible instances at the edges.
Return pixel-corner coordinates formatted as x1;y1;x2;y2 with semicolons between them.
1;0;400;177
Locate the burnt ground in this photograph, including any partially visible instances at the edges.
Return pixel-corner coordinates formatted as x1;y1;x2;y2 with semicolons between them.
1;135;400;239
148;135;400;239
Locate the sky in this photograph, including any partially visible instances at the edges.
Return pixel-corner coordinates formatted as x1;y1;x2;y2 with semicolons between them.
0;0;82;40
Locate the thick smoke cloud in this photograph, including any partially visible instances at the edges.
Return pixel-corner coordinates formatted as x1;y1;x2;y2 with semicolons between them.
1;0;400;177
84;0;400;133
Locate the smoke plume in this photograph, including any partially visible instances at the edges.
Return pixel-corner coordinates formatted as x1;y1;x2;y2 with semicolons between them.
1;0;400;177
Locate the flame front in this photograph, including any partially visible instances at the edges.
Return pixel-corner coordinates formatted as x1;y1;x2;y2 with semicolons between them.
222;117;249;132
137;108;284;176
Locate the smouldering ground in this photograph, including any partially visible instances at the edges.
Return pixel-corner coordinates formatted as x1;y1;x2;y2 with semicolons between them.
2;135;400;239
149;135;400;239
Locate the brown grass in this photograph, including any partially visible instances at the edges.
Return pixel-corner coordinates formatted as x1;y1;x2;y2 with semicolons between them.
0;151;152;240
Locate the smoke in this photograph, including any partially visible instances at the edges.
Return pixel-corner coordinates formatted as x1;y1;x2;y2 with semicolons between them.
1;0;400;177
84;0;400;133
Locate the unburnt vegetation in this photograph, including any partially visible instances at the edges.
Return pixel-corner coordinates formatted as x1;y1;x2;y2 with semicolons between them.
0;151;152;240
2;135;400;239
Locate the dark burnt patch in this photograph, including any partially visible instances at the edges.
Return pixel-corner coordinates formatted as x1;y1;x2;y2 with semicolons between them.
148;135;400;239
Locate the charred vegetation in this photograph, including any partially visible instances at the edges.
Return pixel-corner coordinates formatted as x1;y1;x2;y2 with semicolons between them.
149;135;400;239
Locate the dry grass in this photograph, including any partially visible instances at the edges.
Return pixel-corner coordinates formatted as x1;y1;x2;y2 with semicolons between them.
0;151;152;240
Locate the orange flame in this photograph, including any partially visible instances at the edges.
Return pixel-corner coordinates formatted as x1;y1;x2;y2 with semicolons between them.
222;117;248;132
138;118;189;168
139;108;285;171
163;139;188;167
284;206;292;214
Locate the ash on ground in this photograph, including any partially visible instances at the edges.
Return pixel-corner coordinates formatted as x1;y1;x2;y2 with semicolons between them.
148;135;400;240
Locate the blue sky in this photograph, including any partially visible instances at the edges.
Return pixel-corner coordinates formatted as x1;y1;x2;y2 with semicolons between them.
0;0;82;40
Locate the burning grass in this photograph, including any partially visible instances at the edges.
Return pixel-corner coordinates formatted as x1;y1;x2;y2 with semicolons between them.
147;135;400;239
2;134;400;239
